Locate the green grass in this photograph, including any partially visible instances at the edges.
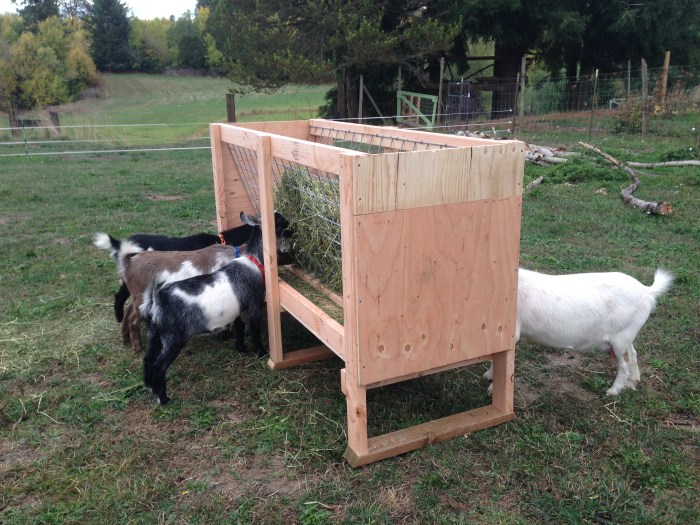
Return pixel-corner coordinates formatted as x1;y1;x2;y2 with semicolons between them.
2;74;330;153
1;96;698;523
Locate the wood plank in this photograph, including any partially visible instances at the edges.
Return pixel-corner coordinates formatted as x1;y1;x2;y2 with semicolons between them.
343;405;516;468
211;124;252;229
364;355;491;390
285;265;343;308
269;134;364;175
234;120;311;140
209;124;228;232
354;198;522;386
491;348;515;415
339;155;360;379
279;281;345;360
309;118;507;148
395;148;471;210
342;369;369;459
353;153;399;215
257;135;285;365
267;345;337;369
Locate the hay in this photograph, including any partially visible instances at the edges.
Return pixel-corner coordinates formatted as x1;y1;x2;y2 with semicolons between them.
275;166;343;294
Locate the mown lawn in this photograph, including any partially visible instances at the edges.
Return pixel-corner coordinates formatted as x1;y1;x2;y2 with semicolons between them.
0;109;698;524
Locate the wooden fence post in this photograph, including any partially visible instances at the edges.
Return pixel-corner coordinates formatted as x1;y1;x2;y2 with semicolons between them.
519;56;526;120
437;57;445;129
358;75;363;122
660;50;671;108
641;59;649;136
226;93;236;123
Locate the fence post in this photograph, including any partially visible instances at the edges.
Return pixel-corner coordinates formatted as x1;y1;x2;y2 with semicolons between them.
627;60;631;100
437;56;445;129
226;93;236;122
660;50;671;108
641;59;649;136
358;74;363;122
519;56;526;120
588;69;599;142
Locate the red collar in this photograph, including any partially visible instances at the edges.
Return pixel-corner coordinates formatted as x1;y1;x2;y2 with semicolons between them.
219;233;226;245
245;255;265;284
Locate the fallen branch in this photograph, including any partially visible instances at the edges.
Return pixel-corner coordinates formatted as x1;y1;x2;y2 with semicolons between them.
525;176;545;191
579;142;673;215
627;160;700;168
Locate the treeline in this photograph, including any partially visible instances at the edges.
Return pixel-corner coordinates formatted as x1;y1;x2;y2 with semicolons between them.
1;1;224;129
2;0;700;125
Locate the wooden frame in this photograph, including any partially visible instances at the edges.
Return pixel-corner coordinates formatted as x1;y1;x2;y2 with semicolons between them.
209;119;524;466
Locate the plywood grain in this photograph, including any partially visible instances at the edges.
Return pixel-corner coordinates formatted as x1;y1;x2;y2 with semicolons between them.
353;198;522;385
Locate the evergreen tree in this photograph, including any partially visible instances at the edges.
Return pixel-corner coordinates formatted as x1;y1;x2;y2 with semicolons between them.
168;12;206;69
207;0;458;119
15;0;60;32
86;0;131;71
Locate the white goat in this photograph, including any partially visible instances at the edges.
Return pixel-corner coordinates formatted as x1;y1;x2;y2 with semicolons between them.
484;267;673;396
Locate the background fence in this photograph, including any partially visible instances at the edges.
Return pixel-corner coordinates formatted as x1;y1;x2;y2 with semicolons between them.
2;64;699;157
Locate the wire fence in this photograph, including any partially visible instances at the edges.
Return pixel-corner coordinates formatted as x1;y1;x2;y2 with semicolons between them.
2;64;699;157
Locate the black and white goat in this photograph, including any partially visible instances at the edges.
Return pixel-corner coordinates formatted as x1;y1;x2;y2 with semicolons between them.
93;224;252;322
483;267;673;396
117;243;242;352
140;212;289;405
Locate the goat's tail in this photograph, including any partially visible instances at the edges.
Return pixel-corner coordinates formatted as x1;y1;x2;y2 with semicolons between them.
139;276;166;325
117;239;146;279
92;232;122;261
648;268;674;300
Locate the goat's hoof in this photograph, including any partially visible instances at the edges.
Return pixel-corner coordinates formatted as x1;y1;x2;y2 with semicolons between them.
157;395;170;405
605;387;622;396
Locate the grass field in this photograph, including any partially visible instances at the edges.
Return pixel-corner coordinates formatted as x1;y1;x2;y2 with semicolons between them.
2;74;330;152
0;78;698;524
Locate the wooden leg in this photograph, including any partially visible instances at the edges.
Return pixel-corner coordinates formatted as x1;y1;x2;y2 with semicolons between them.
491;348;515;415
341;369;369;465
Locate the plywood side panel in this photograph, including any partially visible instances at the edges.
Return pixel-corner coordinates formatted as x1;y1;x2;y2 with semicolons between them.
354;198;522;385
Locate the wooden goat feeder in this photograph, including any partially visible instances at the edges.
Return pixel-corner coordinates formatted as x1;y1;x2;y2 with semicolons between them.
209;119;524;467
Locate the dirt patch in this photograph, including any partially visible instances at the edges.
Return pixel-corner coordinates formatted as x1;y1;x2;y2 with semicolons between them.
0;439;39;475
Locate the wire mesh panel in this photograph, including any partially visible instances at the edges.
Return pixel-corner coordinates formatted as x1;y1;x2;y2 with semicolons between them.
226;141;343;292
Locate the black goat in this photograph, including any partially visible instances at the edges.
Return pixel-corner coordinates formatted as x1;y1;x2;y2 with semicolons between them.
93;224;252;322
140;212;290;404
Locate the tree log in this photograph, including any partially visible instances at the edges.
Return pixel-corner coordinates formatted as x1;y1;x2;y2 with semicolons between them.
579;142;673;215
627;160;700;168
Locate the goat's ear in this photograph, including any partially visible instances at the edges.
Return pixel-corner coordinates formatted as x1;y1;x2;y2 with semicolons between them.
274;211;289;229
240;212;260;227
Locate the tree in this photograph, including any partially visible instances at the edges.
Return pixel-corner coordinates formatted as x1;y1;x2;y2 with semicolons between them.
14;0;60;32
208;0;458;119
59;0;91;21
129;17;171;72
86;0;131;71
0;15;97;133
168;11;206;69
